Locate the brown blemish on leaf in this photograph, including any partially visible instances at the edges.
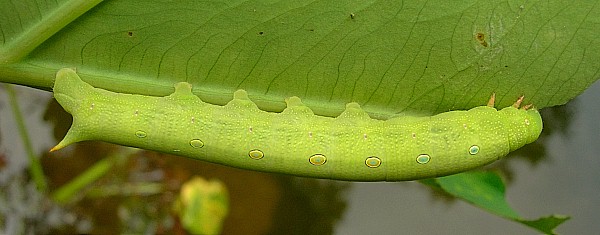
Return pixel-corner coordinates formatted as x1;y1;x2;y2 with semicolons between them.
475;32;488;47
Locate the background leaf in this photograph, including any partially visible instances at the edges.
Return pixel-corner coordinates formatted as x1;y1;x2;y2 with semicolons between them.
436;171;569;234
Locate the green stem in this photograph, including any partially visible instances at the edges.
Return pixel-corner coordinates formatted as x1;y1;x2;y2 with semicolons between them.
51;148;135;205
86;183;165;198
5;84;47;192
0;0;105;63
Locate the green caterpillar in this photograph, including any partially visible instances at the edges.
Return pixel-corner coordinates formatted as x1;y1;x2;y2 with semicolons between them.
51;68;542;181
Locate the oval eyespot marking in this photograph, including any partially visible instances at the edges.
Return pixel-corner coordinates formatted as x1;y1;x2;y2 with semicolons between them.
249;126;253;133
363;133;368;139
189;139;204;148
524;119;530;125
412;133;416;138
416;154;430;164
463;123;468;129
135;130;147;138
469;145;480;155
248;149;264;160
309;154;327;166
308;132;313;138
134;110;139;116
365;156;381;168
191;117;195;124
90;103;95;110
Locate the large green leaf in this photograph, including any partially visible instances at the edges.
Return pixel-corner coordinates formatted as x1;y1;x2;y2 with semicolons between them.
1;0;599;119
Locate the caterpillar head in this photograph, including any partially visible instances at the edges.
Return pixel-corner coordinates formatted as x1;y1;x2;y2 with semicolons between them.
500;106;543;152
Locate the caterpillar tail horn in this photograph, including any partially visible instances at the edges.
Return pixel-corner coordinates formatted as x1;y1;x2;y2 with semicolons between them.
50;68;94;152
